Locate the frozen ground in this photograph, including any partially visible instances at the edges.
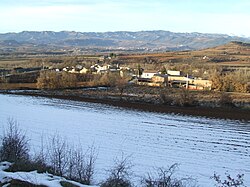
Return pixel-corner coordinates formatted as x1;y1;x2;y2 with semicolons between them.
0;94;249;186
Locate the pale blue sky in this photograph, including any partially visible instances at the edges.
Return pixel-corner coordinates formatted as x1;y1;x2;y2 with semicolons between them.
1;0;250;36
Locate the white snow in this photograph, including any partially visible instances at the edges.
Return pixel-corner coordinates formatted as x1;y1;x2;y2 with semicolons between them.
0;94;249;187
0;162;12;171
0;162;99;187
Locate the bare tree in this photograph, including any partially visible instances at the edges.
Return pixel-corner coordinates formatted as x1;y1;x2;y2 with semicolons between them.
47;134;69;176
212;173;246;187
69;145;97;185
82;145;97;185
142;164;195;187
115;76;130;98
101;155;133;187
47;134;97;184
37;71;61;89
0;119;29;163
61;72;77;88
32;135;51;173
67;146;76;180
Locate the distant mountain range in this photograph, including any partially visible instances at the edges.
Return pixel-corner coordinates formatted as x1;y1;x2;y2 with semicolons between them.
0;30;249;52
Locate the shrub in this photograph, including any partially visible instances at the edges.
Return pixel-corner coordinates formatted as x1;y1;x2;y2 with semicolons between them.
159;90;174;105
61;72;77;88
101;155;133;187
37;71;61;89
47;134;69;176
219;92;234;108
210;70;250;93
6;159;52;174
67;145;97;185
0;119;29;163
212;173;246;187
47;134;97;184
177;89;194;107
36;71;77;89
141;164;195;187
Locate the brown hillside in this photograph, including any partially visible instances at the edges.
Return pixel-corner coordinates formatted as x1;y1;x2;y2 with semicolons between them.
117;41;250;68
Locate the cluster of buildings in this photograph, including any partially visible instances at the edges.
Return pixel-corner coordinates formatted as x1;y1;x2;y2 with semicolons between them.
57;64;132;76
138;70;212;90
56;63;212;90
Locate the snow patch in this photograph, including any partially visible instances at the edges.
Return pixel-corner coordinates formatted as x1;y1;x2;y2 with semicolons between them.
0;162;12;171
0;162;99;187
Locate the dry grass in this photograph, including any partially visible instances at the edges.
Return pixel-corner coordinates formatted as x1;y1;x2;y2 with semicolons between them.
0;83;37;90
117;42;250;71
0;59;30;69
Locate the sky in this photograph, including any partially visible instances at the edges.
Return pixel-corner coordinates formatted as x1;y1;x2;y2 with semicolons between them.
1;0;250;36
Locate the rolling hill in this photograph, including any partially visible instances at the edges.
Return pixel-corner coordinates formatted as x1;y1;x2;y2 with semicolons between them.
0;30;249;52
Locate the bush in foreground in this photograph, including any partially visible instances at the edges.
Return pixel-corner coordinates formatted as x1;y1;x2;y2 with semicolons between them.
0;119;29;163
141;163;196;187
101;155;133;187
212;173;246;187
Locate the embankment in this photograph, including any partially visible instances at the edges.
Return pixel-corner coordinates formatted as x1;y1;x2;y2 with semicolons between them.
1;89;250;121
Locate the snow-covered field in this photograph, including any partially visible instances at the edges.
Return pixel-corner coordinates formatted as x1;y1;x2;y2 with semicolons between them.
0;94;249;186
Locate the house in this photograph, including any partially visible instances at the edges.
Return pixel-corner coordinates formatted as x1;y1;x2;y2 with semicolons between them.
80;67;89;74
168;75;187;82
89;64;105;74
167;70;181;76
168;74;192;88
75;65;83;70
135;77;152;86
135;74;168;87
141;71;158;79
120;68;134;78
190;79;212;90
96;65;109;73
152;74;168;83
68;68;78;73
91;64;121;74
151;74;168;87
63;67;70;72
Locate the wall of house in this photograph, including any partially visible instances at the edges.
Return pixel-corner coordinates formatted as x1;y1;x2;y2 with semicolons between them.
167;70;181;76
152;76;168;83
141;72;156;79
168;76;187;82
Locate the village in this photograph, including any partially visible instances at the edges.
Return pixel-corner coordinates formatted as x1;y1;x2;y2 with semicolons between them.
52;62;212;90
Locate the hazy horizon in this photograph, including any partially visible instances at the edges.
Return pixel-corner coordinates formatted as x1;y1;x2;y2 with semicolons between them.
1;0;250;37
0;29;248;38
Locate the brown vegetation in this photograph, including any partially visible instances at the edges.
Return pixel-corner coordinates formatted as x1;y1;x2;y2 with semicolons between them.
211;69;250;93
36;71;77;89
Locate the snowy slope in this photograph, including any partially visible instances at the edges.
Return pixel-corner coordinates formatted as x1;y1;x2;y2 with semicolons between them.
0;162;99;187
0;94;249;187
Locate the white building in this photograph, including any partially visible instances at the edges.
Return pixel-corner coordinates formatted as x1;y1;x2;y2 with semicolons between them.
80;67;89;74
167;70;181;76
141;71;157;79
